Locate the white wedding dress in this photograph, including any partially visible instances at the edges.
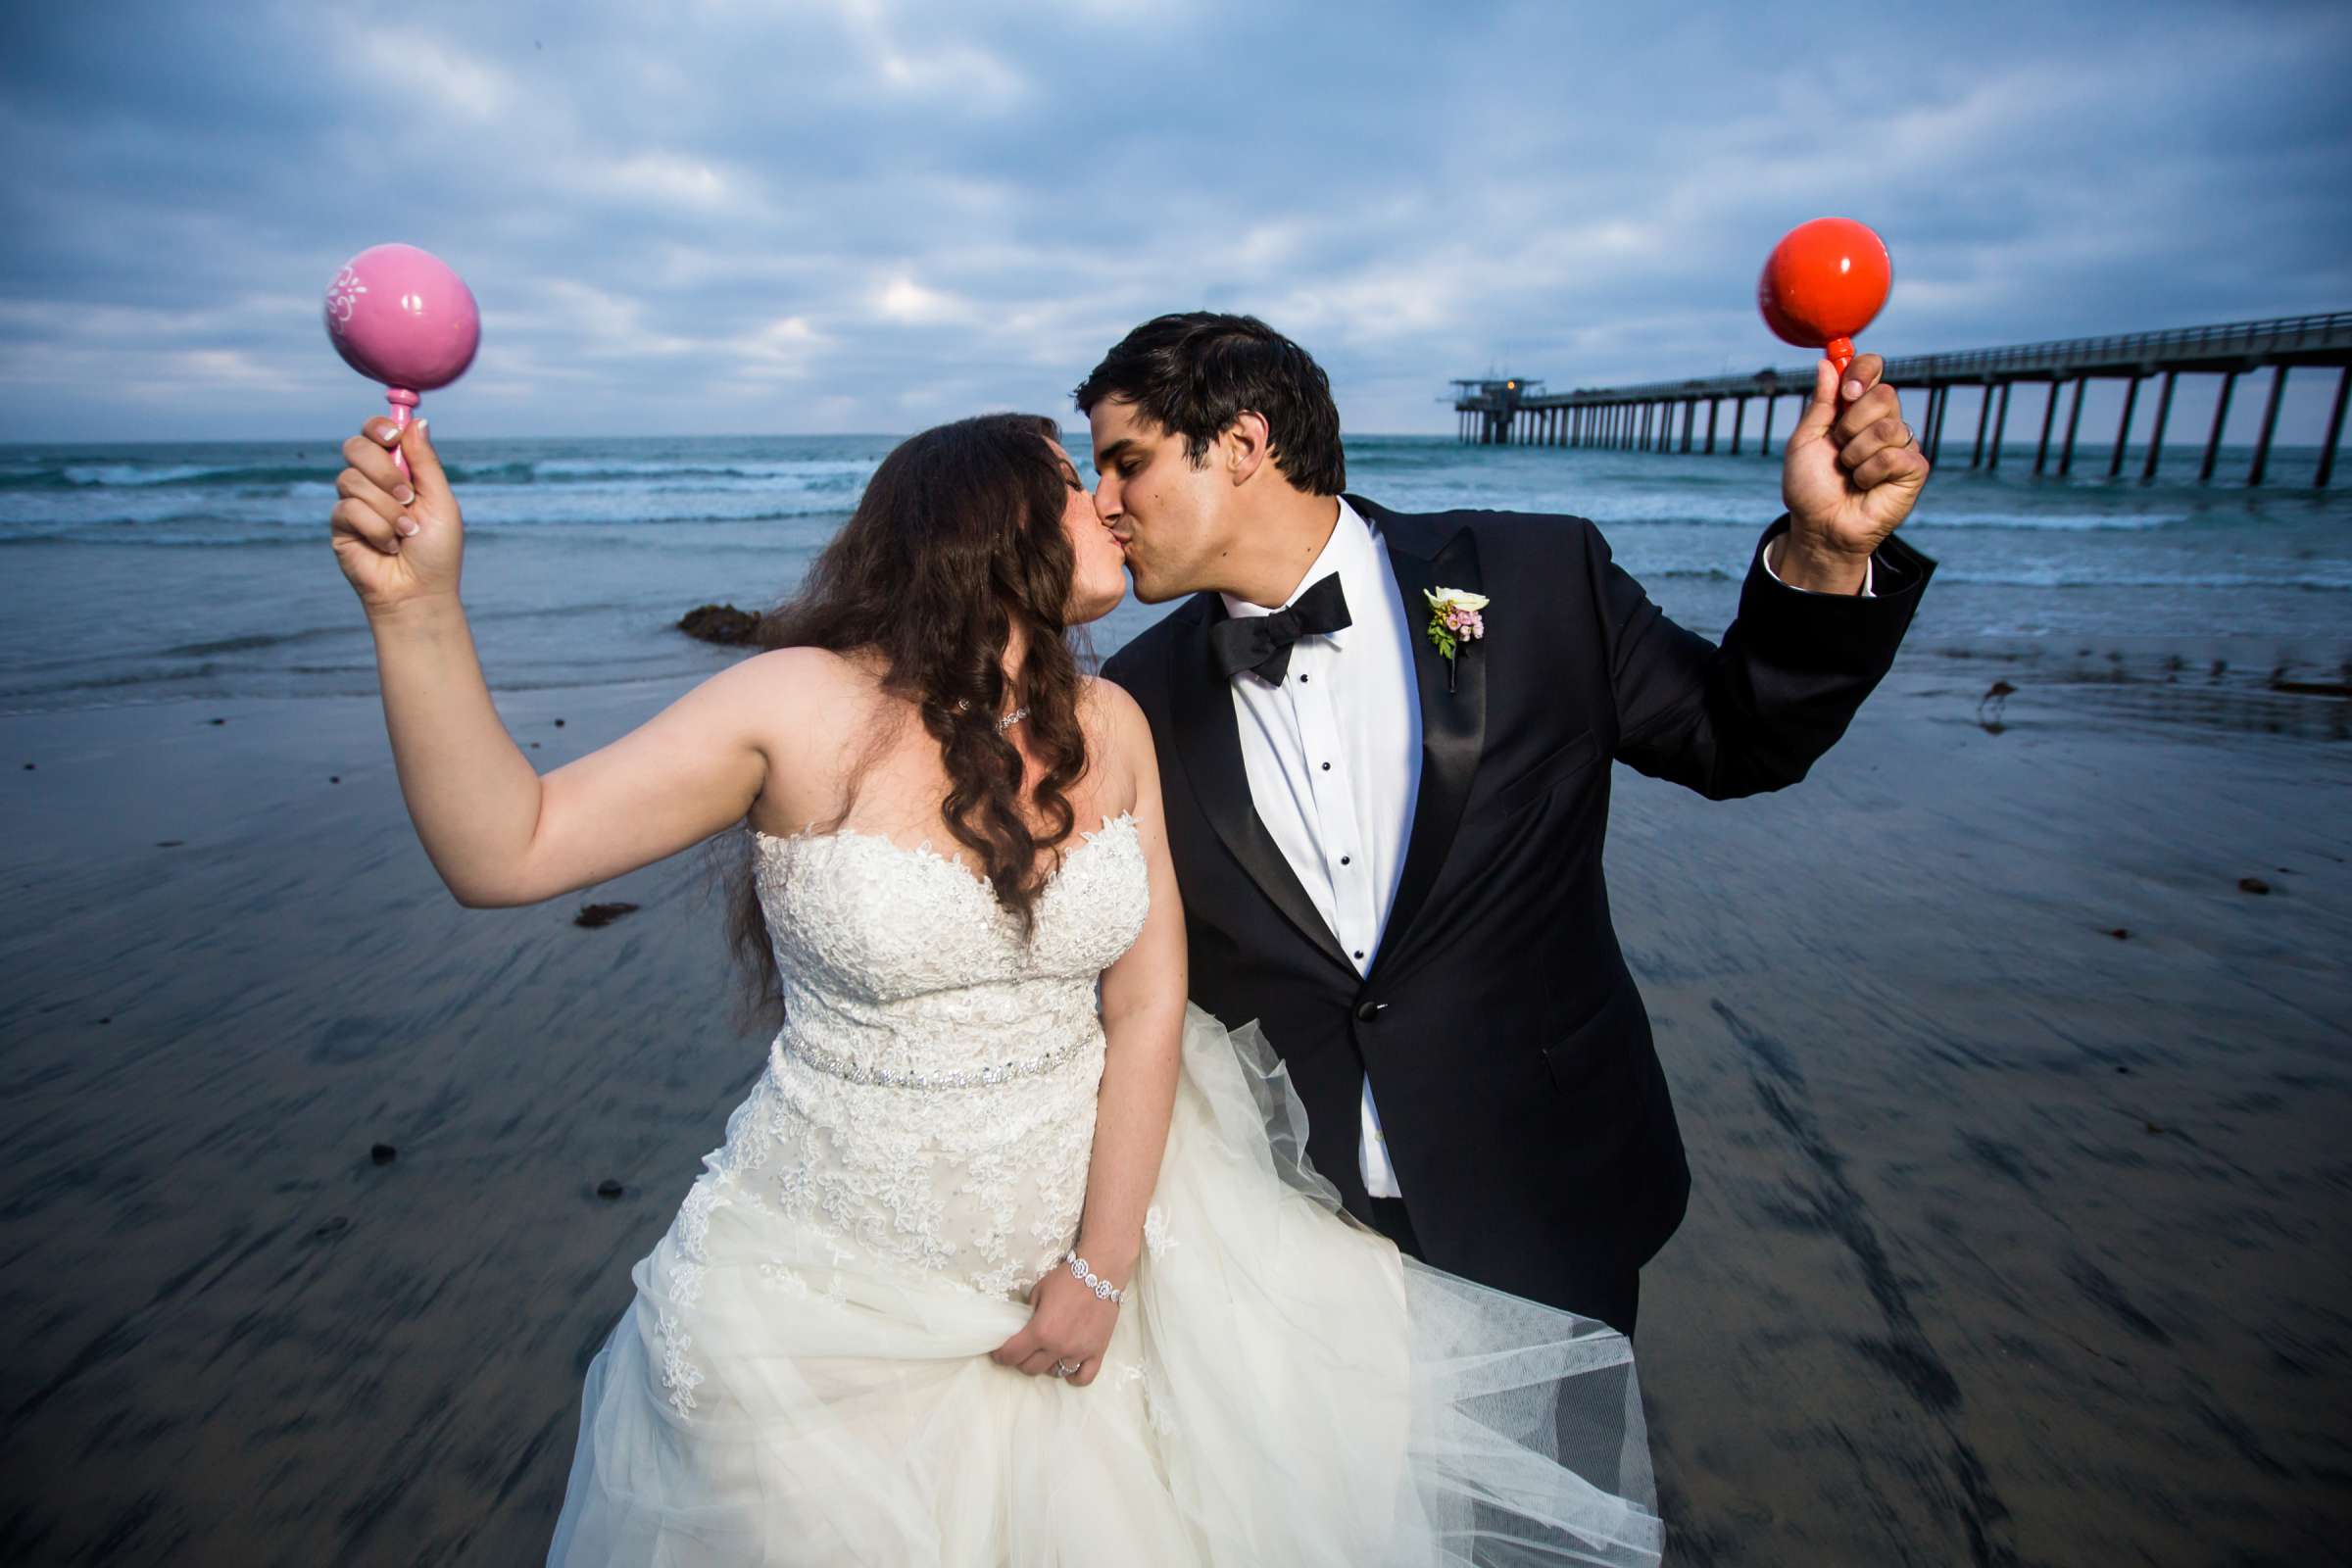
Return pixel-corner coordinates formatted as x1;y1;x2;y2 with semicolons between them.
546;811;1663;1565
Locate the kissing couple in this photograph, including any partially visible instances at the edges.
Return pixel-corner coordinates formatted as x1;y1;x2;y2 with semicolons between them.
327;311;1934;1564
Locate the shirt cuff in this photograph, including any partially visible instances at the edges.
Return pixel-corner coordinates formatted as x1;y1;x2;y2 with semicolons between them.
1360;1076;1401;1198
1764;532;1876;597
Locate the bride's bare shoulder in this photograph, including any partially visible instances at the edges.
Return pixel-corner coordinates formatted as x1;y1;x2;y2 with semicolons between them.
725;647;897;771
1078;670;1144;726
735;646;879;712
1077;673;1157;797
733;649;899;832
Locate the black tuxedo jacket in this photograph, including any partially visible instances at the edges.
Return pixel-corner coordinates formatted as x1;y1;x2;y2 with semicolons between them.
1101;497;1936;1330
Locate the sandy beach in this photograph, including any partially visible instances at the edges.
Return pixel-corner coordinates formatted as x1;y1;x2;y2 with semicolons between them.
2;635;2347;1566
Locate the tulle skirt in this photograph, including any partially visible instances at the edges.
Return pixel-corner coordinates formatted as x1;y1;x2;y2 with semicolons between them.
546;1004;1663;1565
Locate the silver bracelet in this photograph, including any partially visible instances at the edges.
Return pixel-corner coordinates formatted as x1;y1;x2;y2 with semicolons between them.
1063;1249;1124;1304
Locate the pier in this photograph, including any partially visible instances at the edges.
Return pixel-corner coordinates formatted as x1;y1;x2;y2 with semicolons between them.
1451;310;2352;487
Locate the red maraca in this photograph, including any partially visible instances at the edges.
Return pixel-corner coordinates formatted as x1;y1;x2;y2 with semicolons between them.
1757;218;1890;381
323;243;480;472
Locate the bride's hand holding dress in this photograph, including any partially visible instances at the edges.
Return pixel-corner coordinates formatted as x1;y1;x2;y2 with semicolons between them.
992;1261;1118;1384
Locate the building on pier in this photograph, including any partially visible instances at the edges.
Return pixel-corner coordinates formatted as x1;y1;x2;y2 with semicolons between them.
1448;377;1544;448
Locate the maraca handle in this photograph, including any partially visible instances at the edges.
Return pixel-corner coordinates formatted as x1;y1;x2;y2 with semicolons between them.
386;387;418;477
1825;337;1855;377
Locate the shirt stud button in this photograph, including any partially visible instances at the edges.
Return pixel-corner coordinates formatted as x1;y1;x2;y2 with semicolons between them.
1321;761;1332;771
1341;856;1351;865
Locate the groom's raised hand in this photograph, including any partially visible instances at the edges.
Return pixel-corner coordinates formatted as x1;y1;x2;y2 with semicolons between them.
1779;353;1929;587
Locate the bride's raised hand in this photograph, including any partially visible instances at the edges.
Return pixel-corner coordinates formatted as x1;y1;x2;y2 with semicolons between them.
989;1263;1118;1387
330;417;466;613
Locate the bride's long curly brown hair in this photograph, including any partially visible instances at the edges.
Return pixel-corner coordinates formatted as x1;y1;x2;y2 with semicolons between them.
719;413;1092;1030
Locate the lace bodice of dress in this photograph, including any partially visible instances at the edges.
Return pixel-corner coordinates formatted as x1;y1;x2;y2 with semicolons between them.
678;812;1150;1304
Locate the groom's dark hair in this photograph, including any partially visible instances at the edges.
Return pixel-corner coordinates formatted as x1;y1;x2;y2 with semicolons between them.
1073;312;1345;495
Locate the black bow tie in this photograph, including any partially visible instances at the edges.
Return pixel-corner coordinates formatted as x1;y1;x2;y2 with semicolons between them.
1210;571;1352;684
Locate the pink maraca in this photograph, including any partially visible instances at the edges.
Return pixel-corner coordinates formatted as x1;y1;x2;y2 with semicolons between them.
323;243;480;472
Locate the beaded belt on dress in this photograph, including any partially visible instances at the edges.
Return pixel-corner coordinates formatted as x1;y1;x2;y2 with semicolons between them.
775;1030;1089;1091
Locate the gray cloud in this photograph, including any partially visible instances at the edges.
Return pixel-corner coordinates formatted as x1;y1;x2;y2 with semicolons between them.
3;0;2347;441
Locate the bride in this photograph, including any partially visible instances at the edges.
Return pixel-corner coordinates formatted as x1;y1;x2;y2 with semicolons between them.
329;412;1663;1565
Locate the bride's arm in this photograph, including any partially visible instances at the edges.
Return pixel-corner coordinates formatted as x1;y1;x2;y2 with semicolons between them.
399;638;807;907
1076;680;1189;1291
992;678;1185;1385
335;417;808;908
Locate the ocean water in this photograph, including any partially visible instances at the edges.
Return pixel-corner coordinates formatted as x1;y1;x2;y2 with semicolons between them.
1;433;2346;715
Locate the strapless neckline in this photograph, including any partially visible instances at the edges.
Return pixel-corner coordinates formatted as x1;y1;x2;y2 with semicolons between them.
753;810;1137;901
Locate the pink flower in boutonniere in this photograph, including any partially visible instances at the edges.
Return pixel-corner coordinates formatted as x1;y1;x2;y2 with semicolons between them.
1424;587;1488;692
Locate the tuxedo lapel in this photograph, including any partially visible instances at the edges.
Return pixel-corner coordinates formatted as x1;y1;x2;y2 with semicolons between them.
1168;599;1358;976
1373;514;1488;972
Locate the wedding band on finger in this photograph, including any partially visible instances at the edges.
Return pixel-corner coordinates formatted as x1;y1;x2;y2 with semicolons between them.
1052;1359;1080;1378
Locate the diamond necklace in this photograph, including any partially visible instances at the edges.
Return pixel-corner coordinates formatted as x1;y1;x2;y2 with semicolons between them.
956;698;1028;731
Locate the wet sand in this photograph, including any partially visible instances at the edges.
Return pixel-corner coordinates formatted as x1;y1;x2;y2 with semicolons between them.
1;644;2347;1565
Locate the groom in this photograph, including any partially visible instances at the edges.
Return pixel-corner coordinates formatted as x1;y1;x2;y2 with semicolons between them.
1088;313;1935;1336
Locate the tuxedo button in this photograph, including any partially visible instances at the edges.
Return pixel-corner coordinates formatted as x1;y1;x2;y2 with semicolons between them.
1353;1001;1379;1022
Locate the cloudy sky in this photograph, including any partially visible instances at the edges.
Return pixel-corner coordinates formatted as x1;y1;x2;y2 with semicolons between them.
3;0;2348;442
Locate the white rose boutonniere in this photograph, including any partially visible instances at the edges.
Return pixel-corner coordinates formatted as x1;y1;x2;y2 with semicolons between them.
1423;587;1488;692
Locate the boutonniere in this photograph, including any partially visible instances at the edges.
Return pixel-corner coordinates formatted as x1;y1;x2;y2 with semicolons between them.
1423;587;1488;693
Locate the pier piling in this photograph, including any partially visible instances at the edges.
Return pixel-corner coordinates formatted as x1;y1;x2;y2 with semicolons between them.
2201;370;2237;482
2109;375;2142;479
2058;378;2087;476
2248;365;2288;486
2318;366;2348;489
2143;371;2177;481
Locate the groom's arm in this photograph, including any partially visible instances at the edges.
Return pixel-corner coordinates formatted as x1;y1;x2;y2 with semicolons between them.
1591;512;1935;800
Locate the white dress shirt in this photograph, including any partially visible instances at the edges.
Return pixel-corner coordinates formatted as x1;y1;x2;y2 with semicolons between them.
1224;510;1873;1201
1222;499;1422;1197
